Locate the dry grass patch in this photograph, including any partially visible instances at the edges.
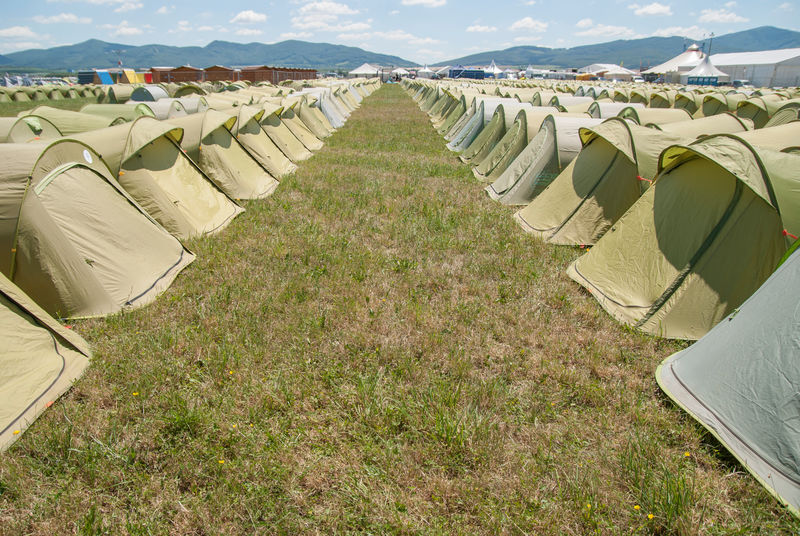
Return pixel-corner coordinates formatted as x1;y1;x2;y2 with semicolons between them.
0;84;797;534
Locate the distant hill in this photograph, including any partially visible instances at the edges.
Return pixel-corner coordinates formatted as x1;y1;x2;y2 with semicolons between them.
0;39;416;71
444;26;800;69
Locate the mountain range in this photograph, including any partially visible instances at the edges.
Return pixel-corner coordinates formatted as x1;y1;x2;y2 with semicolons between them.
1;26;798;72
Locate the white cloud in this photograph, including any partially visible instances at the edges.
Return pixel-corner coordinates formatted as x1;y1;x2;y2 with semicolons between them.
778;1;793;8
401;0;446;6
575;23;637;37
510;16;548;32
167;20;192;33
156;5;173;14
522;0;536;4
197;25;214;31
467;24;497;32
235;28;263;36
0;41;41;52
724;1;736;6
299;2;358;15
33;13;91;23
280;31;313;39
336;29;439;45
0;26;37;38
698;8;748;22
576;18;593;28
389;9;400;14
514;35;542;43
628;2;672;15
652;25;707;39
114;2;142;12
47;0;125;4
230;10;267;24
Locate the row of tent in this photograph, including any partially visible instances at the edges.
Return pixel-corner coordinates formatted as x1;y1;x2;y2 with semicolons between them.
404;77;800;518
0;77;381;452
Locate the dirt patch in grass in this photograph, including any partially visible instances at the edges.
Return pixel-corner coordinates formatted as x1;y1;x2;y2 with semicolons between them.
0;84;796;534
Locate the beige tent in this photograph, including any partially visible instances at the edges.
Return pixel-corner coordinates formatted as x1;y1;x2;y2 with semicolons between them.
588;102;644;119
701;92;747;117
20;106;126;135
487;115;603;205
165;110;279;200
567;125;800;339
295;97;334;139
80;103;156;122
0;140;194;318
71;117;243;240
0;116;61;143
618;106;692;126
0;272;90;452
280;103;324;152
460;102;533;165
765;99;800;127
737;94;789;128
473;107;561;182
259;104;313;162
514;113;752;245
223;105;297;178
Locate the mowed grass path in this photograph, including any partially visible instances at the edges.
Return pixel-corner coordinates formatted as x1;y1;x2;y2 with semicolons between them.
1;84;796;534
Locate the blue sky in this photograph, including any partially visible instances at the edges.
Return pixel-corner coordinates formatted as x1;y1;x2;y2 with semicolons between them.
0;0;797;63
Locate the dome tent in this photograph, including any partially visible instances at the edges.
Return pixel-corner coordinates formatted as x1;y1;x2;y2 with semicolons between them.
71;117;243;240
514;113;752;245
0;140;194;318
165;109;279;200
0;115;61;143
258;103;313;163
486;114;603;205
656;245;800;517
0;272;90;452
566;126;800;339
80;103;156;122
221;105;297;178
20;106;126;135
459;102;533;166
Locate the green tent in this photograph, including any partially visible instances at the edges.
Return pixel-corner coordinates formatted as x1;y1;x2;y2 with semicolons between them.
0;272;90;452
436;94;467;136
566;129;800;339
587;102;643;118
223;105;297;178
444;94;481;142
80;103;156;122
259;104;313;163
296;96;334;139
460;102;533;165
280;101;324;152
473;107;564;182
737;94;789;128
656;245;800;516
613;88;631;103
0;115;61;143
649;89;679;108
20;106;126;135
108;85;135;104
448;98;513;153
764;99;800;128
166;109;279;200
0;140;194;318
486;115;603;205
514;113;751;246
674;91;704;116
71;117;243;240
701;92;747;117
617;106;692;126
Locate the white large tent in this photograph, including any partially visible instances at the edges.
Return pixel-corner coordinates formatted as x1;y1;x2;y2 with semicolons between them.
710;48;800;87
681;55;730;84
643;44;705;77
349;63;381;78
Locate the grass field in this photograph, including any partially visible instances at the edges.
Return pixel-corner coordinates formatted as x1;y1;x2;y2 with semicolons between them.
0;83;797;534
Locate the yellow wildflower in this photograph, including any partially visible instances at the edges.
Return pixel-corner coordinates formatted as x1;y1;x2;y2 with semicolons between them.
132;392;139;396
648;514;654;520
13;430;20;435
634;505;640;510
